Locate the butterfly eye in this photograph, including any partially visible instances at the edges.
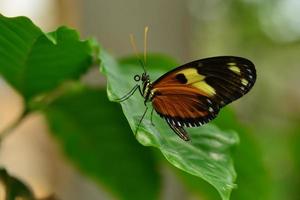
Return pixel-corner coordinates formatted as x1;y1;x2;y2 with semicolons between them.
134;75;141;82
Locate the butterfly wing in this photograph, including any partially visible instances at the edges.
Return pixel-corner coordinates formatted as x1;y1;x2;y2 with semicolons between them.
151;56;256;130
167;121;190;141
152;86;219;126
152;56;256;106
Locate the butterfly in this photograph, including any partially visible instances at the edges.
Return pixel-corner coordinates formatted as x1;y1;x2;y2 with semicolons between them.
116;28;256;141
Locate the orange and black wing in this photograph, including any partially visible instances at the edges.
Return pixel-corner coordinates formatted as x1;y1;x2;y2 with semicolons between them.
151;56;256;140
152;86;219;141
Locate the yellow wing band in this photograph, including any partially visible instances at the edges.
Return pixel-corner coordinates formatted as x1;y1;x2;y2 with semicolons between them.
177;68;216;96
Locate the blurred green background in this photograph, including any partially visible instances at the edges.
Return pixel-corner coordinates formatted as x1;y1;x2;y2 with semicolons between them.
0;0;299;200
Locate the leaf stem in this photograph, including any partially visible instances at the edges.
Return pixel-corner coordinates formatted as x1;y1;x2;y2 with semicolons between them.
0;109;29;143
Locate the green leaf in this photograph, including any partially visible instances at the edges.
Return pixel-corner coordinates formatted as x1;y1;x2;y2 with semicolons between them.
167;159;221;200
100;51;239;200
44;88;160;200
214;108;271;200
0;15;93;101
174;108;271;200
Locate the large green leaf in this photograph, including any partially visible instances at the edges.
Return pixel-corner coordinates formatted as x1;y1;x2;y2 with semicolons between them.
0;15;93;101
169;109;270;200
100;52;239;200
214;109;271;200
44;88;160;200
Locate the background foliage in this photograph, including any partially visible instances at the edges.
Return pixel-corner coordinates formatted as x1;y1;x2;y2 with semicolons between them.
0;0;300;199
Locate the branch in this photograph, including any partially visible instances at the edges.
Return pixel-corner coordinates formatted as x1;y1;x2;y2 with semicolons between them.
0;109;29;143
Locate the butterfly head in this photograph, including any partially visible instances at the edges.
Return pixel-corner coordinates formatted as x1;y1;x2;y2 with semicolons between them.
134;72;150;83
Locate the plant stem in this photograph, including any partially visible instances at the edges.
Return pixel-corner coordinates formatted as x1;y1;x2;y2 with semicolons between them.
0;109;29;143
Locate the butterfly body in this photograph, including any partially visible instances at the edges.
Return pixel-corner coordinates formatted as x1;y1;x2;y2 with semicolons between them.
120;56;256;141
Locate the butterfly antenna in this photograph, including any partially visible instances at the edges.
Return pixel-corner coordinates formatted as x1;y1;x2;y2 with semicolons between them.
144;26;149;65
130;33;146;73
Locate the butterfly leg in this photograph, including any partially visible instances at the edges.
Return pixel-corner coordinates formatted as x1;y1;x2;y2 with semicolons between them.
150;107;155;127
113;84;140;102
135;106;148;135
